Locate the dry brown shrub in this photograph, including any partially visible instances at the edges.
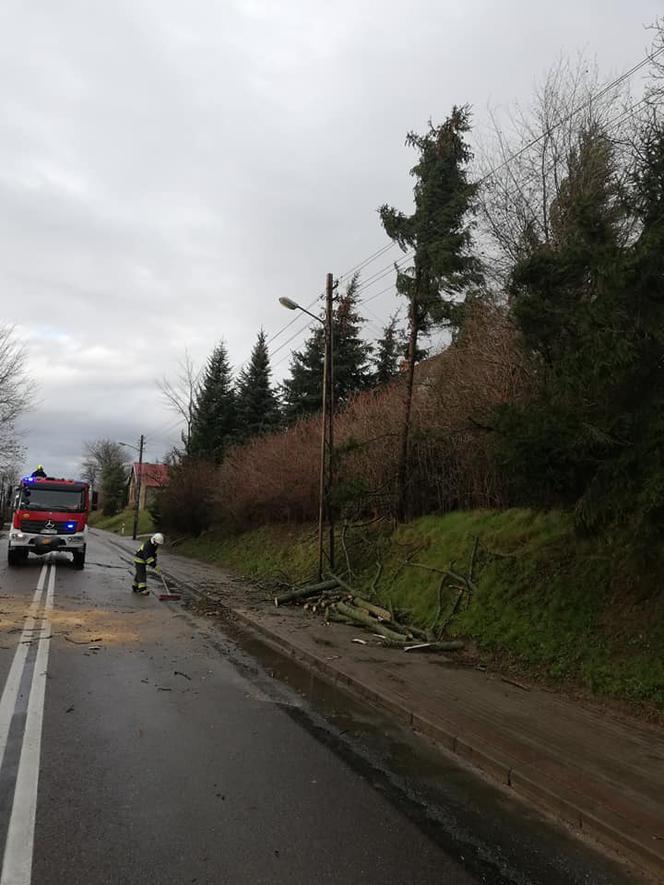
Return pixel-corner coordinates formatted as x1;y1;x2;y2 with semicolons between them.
212;299;530;529
407;298;533;513
157;458;219;535
217;417;320;525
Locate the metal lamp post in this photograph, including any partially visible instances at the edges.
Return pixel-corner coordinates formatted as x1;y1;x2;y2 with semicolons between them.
279;273;335;579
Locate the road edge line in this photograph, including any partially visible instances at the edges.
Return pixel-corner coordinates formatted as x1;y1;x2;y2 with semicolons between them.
1;563;55;885
0;564;48;779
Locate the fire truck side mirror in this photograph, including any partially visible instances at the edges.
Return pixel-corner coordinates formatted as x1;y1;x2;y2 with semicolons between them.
91;491;99;512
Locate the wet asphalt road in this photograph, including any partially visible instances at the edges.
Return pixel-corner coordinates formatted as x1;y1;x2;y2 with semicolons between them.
0;532;642;884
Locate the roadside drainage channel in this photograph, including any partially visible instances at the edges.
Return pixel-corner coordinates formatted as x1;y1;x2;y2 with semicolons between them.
94;532;659;882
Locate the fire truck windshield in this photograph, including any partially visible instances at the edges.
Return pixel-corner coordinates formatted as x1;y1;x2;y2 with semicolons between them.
19;487;86;512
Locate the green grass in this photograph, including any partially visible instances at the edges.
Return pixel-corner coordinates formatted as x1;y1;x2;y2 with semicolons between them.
89;508;155;537
173;524;319;583
377;511;664;708
169;509;664;711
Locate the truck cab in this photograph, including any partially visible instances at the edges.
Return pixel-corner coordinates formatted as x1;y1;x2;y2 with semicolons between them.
7;476;91;569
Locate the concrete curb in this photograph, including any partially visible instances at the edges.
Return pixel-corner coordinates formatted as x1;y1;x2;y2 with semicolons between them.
228;608;663;880
93;531;663;880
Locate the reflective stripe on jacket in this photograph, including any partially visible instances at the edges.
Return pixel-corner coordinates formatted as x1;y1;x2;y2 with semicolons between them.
134;539;158;567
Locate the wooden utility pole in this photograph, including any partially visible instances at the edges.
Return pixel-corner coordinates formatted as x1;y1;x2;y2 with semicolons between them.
132;434;145;541
317;273;336;580
397;288;418;521
326;272;335;575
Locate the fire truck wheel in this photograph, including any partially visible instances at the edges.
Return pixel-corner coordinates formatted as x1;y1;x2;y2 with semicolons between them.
72;548;86;570
7;547;21;567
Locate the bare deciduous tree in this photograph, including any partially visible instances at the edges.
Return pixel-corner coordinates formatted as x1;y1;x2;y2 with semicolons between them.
0;324;33;475
476;54;638;284
81;439;130;516
157;351;201;454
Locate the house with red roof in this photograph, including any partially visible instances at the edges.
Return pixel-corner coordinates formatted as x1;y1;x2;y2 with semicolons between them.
127;462;170;511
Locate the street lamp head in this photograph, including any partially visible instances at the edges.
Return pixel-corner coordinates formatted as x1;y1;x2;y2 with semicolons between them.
279;296;299;311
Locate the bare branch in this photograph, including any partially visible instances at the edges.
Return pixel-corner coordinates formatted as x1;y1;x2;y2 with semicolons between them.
157;350;201;451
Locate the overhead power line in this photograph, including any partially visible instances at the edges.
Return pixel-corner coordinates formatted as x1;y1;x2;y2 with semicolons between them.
266;45;663;369
478;45;664;187
337;241;398;281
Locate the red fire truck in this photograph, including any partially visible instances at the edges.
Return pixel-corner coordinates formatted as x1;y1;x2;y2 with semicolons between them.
7;475;92;569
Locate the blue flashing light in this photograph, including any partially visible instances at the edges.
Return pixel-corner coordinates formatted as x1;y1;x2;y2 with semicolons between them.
66;522;76;530
21;476;35;483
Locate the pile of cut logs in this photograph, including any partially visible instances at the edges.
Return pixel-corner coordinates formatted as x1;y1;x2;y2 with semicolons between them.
274;576;464;653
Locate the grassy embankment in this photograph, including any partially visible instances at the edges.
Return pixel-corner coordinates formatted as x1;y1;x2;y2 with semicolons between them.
89;508;155;536
174;509;664;712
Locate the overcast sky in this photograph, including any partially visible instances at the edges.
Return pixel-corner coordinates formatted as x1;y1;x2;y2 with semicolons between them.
0;0;660;477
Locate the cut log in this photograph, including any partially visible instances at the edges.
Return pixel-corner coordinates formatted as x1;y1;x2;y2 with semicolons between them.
326;611;355;625
274;579;339;607
328;572;356;595
333;602;408;643
352;597;392;622
400;624;431;641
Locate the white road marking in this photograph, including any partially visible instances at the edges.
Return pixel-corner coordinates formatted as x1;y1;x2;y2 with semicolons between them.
0;565;48;776
1;563;55;885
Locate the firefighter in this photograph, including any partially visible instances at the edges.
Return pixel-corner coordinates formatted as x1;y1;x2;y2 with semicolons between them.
31;465;47;478
132;533;164;595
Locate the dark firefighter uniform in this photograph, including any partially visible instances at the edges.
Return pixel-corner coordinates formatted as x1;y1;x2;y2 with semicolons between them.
132;538;159;594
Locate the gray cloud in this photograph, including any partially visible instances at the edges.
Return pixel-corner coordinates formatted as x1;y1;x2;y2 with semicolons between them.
0;0;659;476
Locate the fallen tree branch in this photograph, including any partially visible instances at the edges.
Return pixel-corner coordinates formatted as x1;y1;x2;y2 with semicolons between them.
353;597;392;622
404;640;464;653
328;572;358;596
501;676;530;691
334;602;408;643
468;536;480;584
408;562;478;595
341;521;353;583
348;515;386;530
274;579;339;606
326;611;356;626
370;561;383;598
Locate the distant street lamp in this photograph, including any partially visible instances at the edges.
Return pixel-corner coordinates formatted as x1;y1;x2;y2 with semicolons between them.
279;275;335;579
119;435;145;541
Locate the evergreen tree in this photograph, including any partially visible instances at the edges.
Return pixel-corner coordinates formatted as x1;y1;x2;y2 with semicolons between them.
282;275;372;421
380;107;484;337
372;315;404;386
281;327;325;421
236;329;280;438
333;273;373;401
188;341;236;461
495;119;664;535
379;107;483;516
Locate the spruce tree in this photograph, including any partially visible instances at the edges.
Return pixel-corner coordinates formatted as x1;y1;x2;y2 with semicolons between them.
281;275;372;421
281;327;325;421
495;122;658;528
333;273;373;402
373;315;404;386
379;107;483;516
236;329;280;438
380;107;484;336
188;341;236;461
